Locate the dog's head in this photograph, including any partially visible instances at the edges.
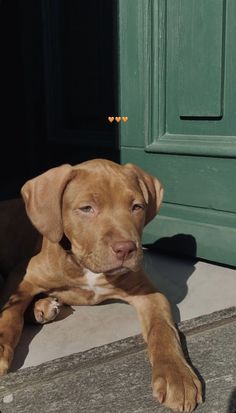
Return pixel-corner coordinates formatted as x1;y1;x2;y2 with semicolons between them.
21;159;163;274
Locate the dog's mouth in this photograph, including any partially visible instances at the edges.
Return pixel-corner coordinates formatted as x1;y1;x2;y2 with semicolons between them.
70;243;143;275
84;257;143;276
105;266;132;276
76;258;142;276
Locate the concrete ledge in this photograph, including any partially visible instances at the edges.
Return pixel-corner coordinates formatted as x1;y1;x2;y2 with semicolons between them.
0;307;236;412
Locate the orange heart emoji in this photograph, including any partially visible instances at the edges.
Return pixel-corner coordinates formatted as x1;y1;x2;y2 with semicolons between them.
122;116;128;122
108;116;114;123
115;116;121;123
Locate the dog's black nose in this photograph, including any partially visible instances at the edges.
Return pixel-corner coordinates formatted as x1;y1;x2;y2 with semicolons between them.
112;240;137;261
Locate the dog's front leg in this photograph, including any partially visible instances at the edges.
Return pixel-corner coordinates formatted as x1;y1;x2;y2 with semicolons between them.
128;289;202;412
0;279;40;375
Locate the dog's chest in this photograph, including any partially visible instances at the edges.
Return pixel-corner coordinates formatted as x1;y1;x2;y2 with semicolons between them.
81;270;108;296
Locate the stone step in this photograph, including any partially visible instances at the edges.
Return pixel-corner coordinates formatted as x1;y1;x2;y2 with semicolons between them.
0;307;236;413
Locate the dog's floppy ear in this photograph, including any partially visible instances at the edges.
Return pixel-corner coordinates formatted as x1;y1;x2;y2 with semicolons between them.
124;163;164;225
21;164;73;243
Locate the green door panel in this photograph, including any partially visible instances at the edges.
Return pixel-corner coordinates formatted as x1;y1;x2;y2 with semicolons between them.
122;148;236;267
166;0;236;152
119;0;236;266
119;0;150;148
144;208;236;268
122;148;236;213
120;0;236;156
178;0;224;118
119;0;162;149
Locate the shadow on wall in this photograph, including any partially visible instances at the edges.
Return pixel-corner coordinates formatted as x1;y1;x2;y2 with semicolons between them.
144;234;197;323
146;233;198;257
228;388;236;413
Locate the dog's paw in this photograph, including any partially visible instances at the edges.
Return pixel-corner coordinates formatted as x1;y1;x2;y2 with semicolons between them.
34;297;62;324
152;359;202;412
0;343;13;376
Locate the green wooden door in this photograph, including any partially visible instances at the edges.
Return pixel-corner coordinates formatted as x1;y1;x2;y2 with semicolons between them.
119;0;236;266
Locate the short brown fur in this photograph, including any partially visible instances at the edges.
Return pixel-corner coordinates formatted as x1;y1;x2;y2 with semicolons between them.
0;159;202;412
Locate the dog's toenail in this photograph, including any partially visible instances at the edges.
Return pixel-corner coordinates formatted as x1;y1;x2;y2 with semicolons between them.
156;391;165;403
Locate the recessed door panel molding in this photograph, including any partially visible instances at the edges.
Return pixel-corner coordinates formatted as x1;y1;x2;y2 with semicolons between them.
144;0;236;156
178;0;225;118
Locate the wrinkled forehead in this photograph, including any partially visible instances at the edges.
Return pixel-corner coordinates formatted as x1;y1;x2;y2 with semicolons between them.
63;165;142;205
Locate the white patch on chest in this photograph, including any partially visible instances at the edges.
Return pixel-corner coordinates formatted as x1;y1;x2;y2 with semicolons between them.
82;269;108;296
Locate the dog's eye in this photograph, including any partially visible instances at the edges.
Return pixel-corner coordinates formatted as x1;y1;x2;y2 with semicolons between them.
79;206;94;213
132;203;144;212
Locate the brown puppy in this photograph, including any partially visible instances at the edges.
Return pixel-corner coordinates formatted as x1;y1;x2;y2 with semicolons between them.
0;159;202;411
